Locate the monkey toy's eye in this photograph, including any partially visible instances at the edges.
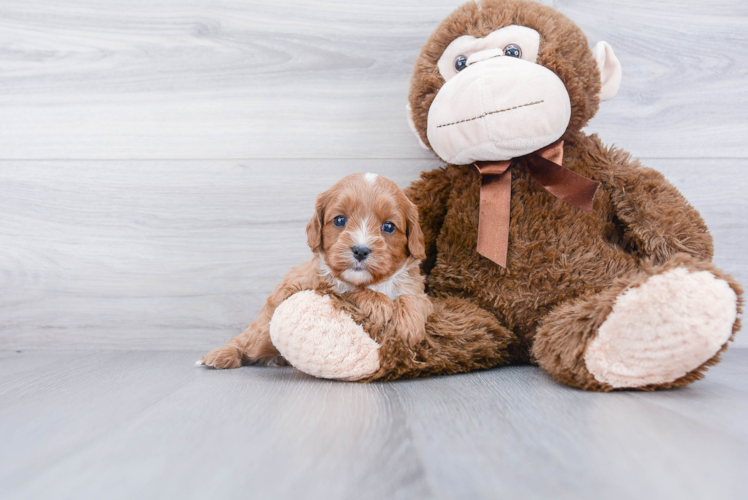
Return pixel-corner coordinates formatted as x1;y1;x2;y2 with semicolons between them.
333;215;347;227
504;44;522;58
382;222;396;234
454;55;468;72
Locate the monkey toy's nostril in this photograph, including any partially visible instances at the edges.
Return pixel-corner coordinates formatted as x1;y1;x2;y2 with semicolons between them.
352;246;371;262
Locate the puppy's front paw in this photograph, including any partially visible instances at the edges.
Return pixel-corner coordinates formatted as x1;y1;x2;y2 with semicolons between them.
197;345;243;369
391;317;427;347
345;289;395;327
391;294;434;347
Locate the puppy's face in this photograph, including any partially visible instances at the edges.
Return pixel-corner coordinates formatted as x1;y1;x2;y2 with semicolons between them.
306;173;425;287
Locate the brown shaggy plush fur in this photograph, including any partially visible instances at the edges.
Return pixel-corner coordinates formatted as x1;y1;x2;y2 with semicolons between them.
533;254;743;391
333;0;743;390
325;294;518;382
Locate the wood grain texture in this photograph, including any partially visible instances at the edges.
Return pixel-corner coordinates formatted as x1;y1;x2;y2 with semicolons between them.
0;0;745;159
1;349;747;500
1;2;745;496
0;160;435;350
1;158;744;350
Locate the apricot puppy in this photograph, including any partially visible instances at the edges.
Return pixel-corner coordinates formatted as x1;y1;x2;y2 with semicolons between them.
198;173;433;369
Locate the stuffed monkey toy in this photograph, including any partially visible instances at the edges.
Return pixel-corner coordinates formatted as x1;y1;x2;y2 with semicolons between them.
268;0;743;390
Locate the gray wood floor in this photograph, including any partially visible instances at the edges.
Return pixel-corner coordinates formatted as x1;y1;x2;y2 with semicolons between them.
2;348;747;500
1;1;747;497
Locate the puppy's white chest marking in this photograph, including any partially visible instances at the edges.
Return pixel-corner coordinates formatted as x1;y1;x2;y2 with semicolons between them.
367;280;401;299
317;258;415;300
366;263;414;299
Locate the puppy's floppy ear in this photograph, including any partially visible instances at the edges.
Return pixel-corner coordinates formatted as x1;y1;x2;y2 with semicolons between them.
405;200;426;259
306;192;327;252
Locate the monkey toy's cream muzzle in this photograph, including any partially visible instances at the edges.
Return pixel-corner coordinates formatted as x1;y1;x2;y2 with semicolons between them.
427;53;571;165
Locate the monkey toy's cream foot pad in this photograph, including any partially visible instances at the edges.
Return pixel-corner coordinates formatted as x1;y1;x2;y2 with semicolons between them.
269;290;380;381
585;268;738;388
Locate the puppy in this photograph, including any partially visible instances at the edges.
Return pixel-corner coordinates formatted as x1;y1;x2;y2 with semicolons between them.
198;173;433;369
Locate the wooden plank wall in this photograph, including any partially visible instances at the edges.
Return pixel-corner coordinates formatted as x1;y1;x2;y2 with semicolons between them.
1;0;746;349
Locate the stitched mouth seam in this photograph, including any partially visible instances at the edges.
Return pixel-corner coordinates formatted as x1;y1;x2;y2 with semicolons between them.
436;100;544;128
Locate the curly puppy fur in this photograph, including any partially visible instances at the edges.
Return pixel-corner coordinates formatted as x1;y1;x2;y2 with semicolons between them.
198;173;432;369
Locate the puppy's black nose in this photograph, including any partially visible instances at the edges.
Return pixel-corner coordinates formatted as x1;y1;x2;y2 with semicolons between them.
352;245;371;262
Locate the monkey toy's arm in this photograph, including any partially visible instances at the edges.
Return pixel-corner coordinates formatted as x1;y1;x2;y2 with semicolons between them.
597;141;714;264
404;167;456;276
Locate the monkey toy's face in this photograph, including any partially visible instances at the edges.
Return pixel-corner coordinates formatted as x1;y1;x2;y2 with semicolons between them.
407;0;622;165
430;25;569;164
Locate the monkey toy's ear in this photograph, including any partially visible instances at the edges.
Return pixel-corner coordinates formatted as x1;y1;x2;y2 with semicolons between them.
592;41;622;101
406;103;431;150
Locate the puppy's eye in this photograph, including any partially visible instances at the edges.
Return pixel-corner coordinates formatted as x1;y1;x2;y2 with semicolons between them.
504;44;521;58
333;216;346;227
454;55;468;72
382;222;396;234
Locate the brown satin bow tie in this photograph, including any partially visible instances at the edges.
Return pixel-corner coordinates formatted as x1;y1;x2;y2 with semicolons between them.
474;140;600;268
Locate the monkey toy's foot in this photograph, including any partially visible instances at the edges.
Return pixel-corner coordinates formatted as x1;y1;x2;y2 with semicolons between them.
584;266;739;388
269;290;381;381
